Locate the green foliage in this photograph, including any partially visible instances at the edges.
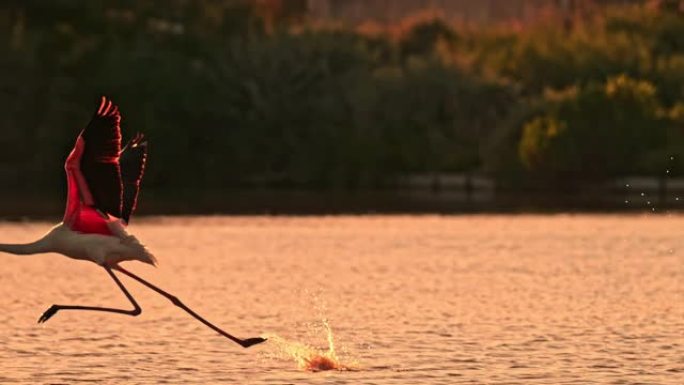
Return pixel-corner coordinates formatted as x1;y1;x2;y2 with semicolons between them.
519;75;668;183
519;116;570;172
398;18;459;59
1;1;684;196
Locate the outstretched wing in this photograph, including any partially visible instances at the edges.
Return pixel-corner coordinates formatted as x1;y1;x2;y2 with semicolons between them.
80;96;123;218
120;133;148;224
63;96;123;232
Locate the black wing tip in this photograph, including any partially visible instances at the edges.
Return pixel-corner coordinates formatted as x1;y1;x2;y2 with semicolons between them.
124;133;148;150
97;95;114;104
134;132;145;143
120;132;148;222
94;95;121;119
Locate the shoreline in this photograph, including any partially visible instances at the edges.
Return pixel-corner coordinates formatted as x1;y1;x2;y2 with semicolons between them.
0;188;681;219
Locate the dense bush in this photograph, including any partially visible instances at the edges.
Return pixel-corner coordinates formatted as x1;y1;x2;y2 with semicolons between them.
1;1;683;196
519;75;668;184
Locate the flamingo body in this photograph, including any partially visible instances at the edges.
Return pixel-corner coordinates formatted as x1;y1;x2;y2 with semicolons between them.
0;96;266;349
40;222;155;266
50;96;154;265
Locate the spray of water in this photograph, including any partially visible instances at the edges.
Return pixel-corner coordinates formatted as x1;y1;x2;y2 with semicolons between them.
262;318;356;372
624;155;681;212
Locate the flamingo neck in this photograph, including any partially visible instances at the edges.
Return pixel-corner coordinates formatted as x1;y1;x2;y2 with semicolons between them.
0;239;51;255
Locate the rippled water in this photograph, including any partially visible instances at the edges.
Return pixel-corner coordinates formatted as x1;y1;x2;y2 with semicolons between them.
1;215;683;384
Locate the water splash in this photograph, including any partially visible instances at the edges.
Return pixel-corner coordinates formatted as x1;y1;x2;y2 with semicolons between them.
263;319;355;371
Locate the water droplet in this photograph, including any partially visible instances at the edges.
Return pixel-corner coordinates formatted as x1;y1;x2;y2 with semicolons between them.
624;200;630;204
625;183;630;188
676;197;680;201
669;249;675;254
647;201;651;205
651;207;656;212
640;193;645;196
260;319;349;371
670;156;675;161
666;169;671;174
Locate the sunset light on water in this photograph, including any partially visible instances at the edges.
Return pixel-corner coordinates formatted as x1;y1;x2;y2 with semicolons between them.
264;319;354;372
2;216;682;383
3;1;684;384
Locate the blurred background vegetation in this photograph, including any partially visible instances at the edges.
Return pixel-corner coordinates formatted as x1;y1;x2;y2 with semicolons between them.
1;0;683;214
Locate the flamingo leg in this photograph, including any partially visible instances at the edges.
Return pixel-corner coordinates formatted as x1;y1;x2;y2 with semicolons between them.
37;267;141;323
113;265;266;348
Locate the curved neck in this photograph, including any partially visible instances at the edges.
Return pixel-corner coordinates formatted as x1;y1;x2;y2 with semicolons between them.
0;240;50;255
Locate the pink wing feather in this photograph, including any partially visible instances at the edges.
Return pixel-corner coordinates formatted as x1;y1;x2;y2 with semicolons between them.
63;96;123;236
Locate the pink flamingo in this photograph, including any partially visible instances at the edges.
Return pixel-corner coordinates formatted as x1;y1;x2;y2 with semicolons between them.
0;97;266;348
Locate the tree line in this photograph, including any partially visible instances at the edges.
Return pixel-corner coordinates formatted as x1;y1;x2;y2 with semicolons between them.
1;0;683;198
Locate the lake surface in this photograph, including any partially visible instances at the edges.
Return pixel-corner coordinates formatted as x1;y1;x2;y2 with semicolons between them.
1;215;682;384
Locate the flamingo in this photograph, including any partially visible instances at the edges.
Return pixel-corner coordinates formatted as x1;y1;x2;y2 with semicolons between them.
0;97;266;348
